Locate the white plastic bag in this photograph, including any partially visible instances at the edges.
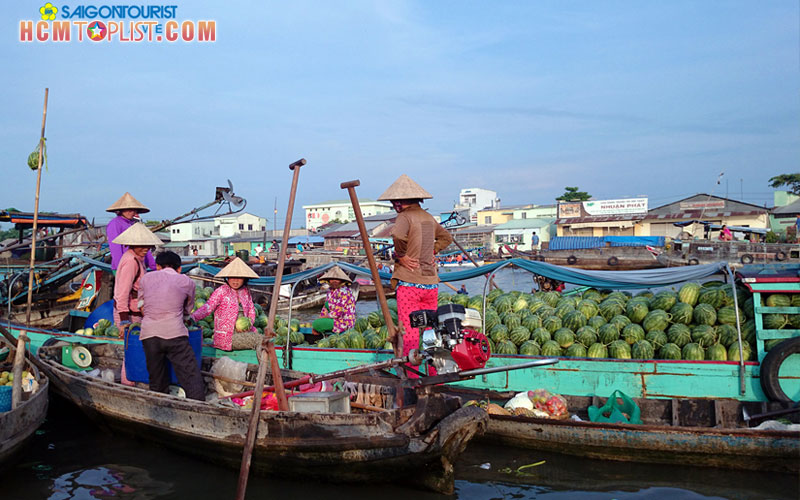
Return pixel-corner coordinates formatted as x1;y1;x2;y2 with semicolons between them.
504;392;533;411
211;356;248;397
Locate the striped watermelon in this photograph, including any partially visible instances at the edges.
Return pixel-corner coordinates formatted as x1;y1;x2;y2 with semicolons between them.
540;340;562;356
556;296;578;309
509;326;531;346
577;300;600;319
582;289;604;302
691;325;717;348
599;299;625;321
541;291;561;307
490;325;509;343
692;303;717;326
495;340;518;355
659;342;682;360
788;314;800;329
631;339;654;360
622;324;646;345
609;314;632;331
635;290;654;299
554;303;575;319
705;343;727;361
368;311;383;327
792;294;800;307
587;343;608;358
588;315;607;329
649;291;678;311
743;297;755;319
716;306;743;325
667;323;692;347
512;297;529;312
678;282;702;306
682;343;705;361
598;323;620;344
763;313;788;330
697;288;725;309
563;310;587;331
606;292;630;303
522;315;542;332
565;343;587;357
519;340;541;356
642;309;670;332
553;328;575;349
542;315;562;333
741;319;757;343
354;317;370;333
576;326;598;347
765;294;791;307
608;339;631;359
487;288;504;303
626;300;649;324
728;341;752;361
715;324;737;347
504;313;522;330
645;330;667;349
669;302;693;325
528;299;546;314
531;327;551;345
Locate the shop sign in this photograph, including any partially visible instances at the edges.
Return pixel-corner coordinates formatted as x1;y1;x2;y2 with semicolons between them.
558;202;582;218
680;200;725;211
583;198;648;216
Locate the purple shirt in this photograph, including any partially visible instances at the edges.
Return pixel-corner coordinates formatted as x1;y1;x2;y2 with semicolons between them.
139;267;195;340
106;215;156;270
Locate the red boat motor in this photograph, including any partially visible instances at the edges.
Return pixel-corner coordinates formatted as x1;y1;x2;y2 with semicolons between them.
409;304;491;374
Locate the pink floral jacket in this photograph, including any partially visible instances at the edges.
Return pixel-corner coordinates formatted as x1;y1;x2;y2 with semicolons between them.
191;284;256;351
320;287;356;333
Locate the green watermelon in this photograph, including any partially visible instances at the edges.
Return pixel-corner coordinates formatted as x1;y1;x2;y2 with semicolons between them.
649;291;677;311
540;340;562;356
577;300;599;320
741;319;757;342
490;325;509;343
528;300;546;314
289;331;304;344
368;311;383;328
609;314;632;331
743;297;755;319
599;299;625;321
645;330;667;349
667;323;692;347
556;296;578;308
587;343;608;358
626;300;649;324
534;305;556;318
691;325;716;347
531;327;551;345
669;302;693;325
693;303;717;326
509;326;531;346
716;306;743;326
553;328;575;349
582;289;604;302
235;316;252;332
634;290;654;298
105;325;120;338
542;315;562;333
716;324;738;347
354;317;370;333
659;342;682;360
554;303;576;319
608;339;631;359
678;282;702;306
194;298;206;310
705;343;728;361
765;294;791;307
631;339;654;359
346;331;365;349
622;324;646;345
598;323;620;344
519;340;541;356
792;294;800;307
698;288;725;309
682;343;705;361
728;341;752;361
642;310;670;332
576;326;598;347
606;292;629;303
254;314;268;329
563;310;587;331
522;315;542;332
487;288;504;303
334;335;349;349
588;315;607;330
512;297;529;312
541;291;561;307
565;343;587;357
788;314;800;329
764;339;783;352
763;313;788;329
495;340;518;355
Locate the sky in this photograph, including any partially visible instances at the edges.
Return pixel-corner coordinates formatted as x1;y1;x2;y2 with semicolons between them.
2;1;798;229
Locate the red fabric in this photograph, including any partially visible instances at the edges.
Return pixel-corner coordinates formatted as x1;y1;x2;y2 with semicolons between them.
396;285;438;378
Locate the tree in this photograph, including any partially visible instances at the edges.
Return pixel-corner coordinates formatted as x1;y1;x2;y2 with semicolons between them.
556;187;592;202
768;174;800;196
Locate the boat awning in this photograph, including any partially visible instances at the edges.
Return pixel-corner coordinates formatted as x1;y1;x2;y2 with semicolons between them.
0;211;89;229
673;220;768;235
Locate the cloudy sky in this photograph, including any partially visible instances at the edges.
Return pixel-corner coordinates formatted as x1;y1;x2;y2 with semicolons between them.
2;1;798;228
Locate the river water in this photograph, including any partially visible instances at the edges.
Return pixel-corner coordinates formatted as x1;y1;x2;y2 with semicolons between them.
2;268;797;499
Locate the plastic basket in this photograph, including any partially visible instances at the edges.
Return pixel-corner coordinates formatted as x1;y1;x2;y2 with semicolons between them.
124;328;202;384
0;385;12;412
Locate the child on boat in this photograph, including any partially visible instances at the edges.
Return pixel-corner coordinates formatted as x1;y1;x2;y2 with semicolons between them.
312;266;356;335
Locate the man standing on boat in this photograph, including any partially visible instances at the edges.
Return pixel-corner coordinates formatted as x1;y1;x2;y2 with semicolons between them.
106;192;156;271
139;250;205;401
531;232;540;252
378;174;453;374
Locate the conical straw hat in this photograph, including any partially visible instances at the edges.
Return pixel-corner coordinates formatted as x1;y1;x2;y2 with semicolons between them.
216;257;259;279
377;174;433;201
111;222;163;247
318;265;352;284
106;192;150;213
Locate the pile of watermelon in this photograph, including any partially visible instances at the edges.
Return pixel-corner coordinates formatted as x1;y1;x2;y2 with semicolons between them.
313;299;397;350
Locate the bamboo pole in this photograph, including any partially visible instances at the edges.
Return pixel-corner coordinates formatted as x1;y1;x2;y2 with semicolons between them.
236;158;305;500
13;89;48;409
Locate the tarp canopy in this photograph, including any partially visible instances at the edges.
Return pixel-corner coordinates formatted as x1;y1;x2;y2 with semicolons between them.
673;220;768;235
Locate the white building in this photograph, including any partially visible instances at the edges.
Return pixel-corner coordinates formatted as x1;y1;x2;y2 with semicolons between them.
168;212;267;242
303;199;393;232
455;188;500;223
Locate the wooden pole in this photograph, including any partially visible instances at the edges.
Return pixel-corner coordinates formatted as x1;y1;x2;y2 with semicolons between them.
236;158;305;500
13;88;48;409
340;180;404;362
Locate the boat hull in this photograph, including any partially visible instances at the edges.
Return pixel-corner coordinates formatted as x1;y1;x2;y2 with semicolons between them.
0;367;48;464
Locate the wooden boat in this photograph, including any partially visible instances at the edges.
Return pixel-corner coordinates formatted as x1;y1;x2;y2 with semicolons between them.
655;240;800;268
35;341;487;494
441;387;799;474
0;339;49;463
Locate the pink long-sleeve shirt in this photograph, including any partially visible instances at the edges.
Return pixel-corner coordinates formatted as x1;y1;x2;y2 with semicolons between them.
106;215;156;271
191;284;256;351
113;250;146;325
139;268;195;340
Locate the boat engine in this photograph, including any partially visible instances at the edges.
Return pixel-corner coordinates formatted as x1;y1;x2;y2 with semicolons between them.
409;304;490;374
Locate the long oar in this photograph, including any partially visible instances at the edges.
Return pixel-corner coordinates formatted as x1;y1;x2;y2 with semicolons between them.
341;181;403;363
15;89;49;409
235;158;305;500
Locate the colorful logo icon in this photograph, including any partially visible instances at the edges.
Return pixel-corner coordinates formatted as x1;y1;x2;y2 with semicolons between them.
40;3;58;20
88;21;106;41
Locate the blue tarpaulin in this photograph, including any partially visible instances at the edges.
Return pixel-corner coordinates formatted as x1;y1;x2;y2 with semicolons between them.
548;236;665;251
604;236;665;247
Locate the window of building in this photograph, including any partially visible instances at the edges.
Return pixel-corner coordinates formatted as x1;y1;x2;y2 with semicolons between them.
238;224;244;230
484;216;492;224
248;224;253;230
521;213;527;219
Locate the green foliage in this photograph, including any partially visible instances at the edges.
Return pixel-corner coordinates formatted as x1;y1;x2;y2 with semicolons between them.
556;186;592;202
768;173;800;196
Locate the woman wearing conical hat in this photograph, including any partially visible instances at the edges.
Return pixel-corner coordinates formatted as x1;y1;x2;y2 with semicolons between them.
312;265;356;335
112;222;164;329
378;175;453;372
106;192;156;271
190;258;260;351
